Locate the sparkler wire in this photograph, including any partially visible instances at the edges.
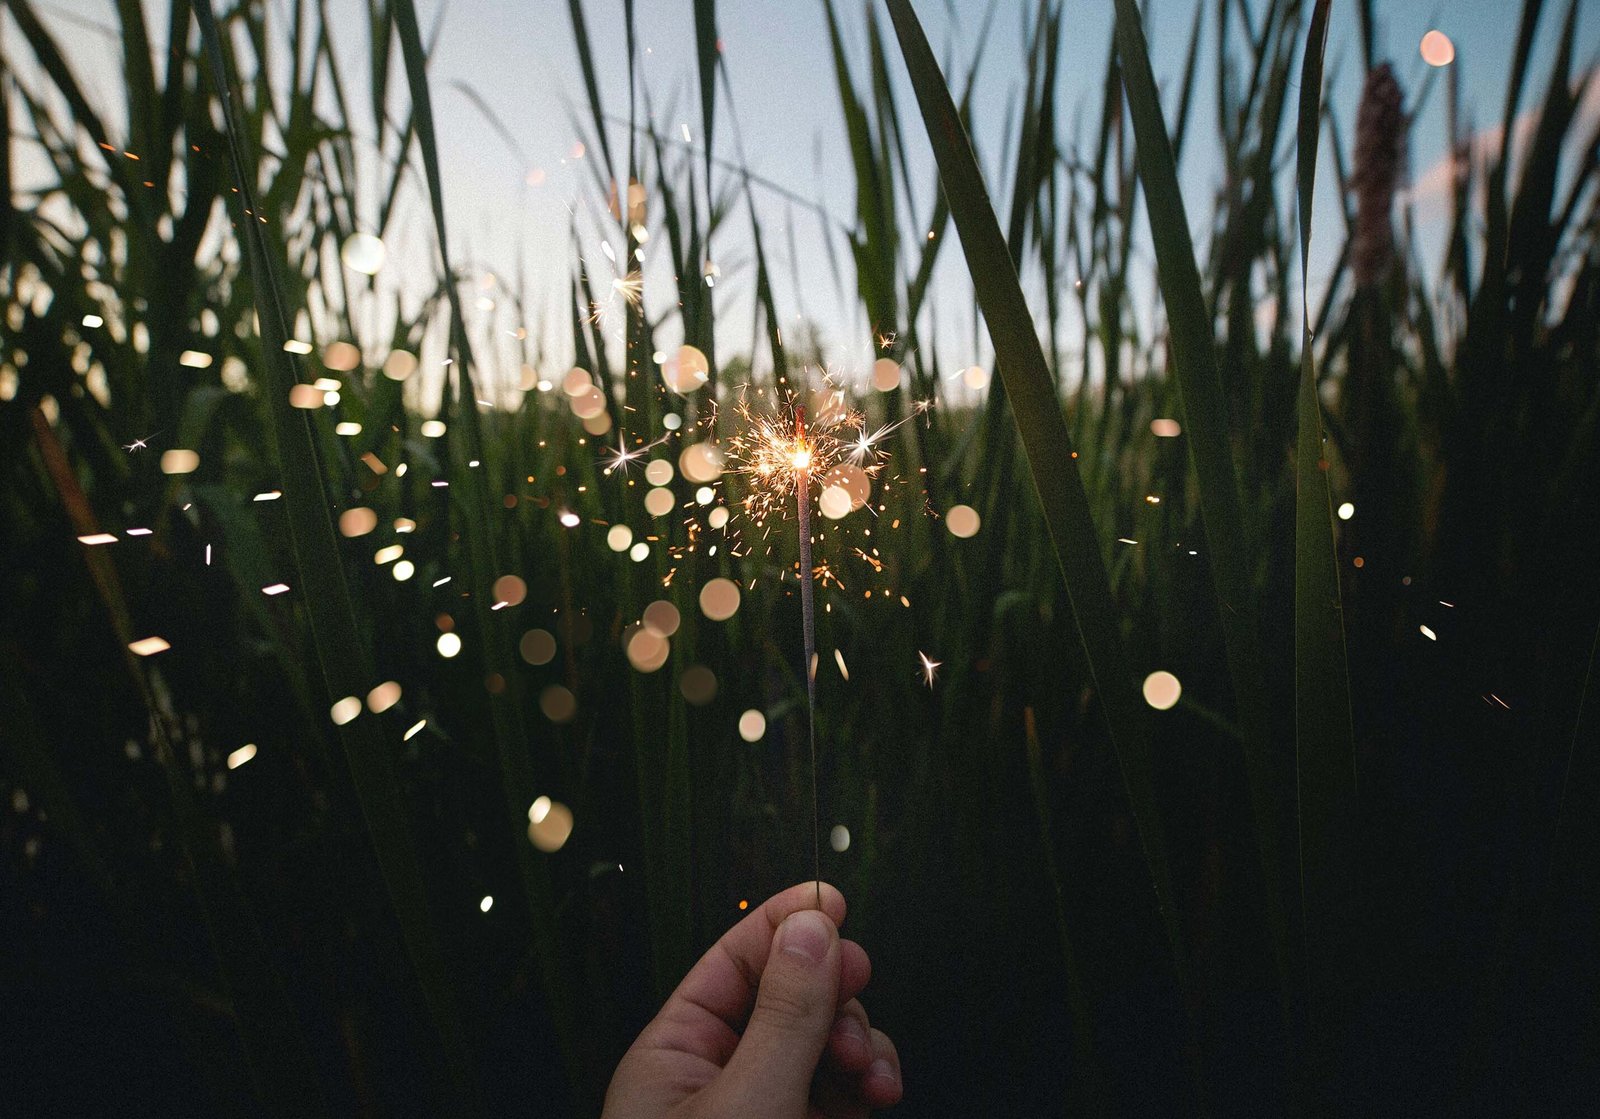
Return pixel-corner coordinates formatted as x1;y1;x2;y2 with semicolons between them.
795;408;822;911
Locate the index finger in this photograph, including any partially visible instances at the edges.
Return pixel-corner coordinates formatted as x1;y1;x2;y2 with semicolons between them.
665;881;847;1031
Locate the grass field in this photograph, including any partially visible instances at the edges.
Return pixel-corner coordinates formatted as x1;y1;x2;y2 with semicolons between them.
3;0;1598;1113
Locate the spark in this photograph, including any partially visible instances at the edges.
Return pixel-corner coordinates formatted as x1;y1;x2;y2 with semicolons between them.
613;271;644;308
918;650;942;688
723;375;858;523
602;431;670;475
122;431;160;452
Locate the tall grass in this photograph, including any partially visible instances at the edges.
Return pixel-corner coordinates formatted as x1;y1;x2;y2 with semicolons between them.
3;0;1598;1113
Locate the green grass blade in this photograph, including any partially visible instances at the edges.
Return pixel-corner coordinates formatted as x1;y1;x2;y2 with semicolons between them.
884;0;1191;1013
1110;0;1290;1002
1292;0;1359;1094
564;0;618;187
390;0;587;1099
194;3;482;1108
693;0;718;191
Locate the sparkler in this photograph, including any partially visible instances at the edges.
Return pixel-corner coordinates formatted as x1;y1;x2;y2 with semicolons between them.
793;405;821;907
722;373;929;907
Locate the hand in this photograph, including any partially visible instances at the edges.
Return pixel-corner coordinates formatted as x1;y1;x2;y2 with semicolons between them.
602;882;903;1119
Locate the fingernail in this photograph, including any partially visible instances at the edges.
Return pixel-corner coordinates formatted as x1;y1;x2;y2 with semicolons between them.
837;1016;866;1045
778;909;832;964
870;1058;897;1085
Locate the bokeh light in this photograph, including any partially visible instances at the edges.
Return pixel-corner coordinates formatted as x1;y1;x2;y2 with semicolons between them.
680;442;725;484
625;627;670;672
493;574;528;606
644;487;676;516
946;504;981;539
340;507;378;537
160;449;199;474
662;344;710;394
1420;30;1455;67
520;628;557;665
643;600;681;638
366;681;402;713
738;709;767;742
539;684;578;722
528;801;574;852
323;341;361;371
382;350;418;381
699;577;741;621
1142;670;1182;711
288;383;325;408
340;231;386;274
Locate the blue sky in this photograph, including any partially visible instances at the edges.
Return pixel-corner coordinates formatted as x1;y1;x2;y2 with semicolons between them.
31;0;1599;389
373;0;1598;380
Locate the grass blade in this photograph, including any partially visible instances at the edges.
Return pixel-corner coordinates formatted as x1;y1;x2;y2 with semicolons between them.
1111;0;1292;1007
390;0;588;1100
1292;0;1359;1096
884;0;1191;1015
194;3;482;1108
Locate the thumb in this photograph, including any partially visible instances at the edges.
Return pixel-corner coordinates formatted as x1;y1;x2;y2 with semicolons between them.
714;908;841;1113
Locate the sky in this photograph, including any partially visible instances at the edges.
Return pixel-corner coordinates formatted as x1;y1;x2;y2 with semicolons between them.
25;0;1599;391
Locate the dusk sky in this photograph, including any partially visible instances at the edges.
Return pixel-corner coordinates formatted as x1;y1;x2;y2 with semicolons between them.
35;0;1599;393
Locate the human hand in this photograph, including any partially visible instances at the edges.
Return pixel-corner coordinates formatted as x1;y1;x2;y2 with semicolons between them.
601;882;903;1119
